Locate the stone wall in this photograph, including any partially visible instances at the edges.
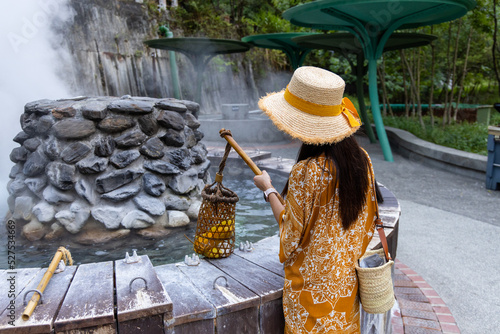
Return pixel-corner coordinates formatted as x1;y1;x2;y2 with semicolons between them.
8;96;210;243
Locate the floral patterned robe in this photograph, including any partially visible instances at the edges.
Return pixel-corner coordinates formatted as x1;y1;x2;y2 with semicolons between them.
279;152;377;333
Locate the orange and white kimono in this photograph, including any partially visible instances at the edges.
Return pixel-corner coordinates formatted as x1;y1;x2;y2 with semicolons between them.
279;153;377;334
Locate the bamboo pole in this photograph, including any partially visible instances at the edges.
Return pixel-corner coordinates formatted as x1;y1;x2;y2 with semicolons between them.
22;247;71;321
219;128;285;205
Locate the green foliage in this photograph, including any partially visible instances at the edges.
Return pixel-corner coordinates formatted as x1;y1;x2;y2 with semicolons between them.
382;116;489;155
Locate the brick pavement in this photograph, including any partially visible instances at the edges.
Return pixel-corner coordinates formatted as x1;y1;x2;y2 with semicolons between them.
392;260;461;334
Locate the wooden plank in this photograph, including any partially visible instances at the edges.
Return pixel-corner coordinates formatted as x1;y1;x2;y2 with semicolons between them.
56;324;115;334
0;268;41;315
216;307;259;334
234;236;284;277
0;266;76;334
117;315;163;334
164;319;214;334
154;264;215;328
259;298;285;334
54;262;114;332
207;255;283;303
176;261;259;316
115;255;172;323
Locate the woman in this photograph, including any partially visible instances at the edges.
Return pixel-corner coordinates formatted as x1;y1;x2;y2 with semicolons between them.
254;66;378;333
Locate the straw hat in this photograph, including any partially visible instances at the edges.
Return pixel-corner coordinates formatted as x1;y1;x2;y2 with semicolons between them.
258;66;361;144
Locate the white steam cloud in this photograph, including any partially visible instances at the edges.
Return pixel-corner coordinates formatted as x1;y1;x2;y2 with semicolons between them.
0;0;74;219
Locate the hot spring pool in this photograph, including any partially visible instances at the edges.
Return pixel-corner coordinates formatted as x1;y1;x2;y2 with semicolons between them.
0;166;288;268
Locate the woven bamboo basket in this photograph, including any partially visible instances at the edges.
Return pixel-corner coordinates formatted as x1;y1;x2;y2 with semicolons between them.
194;142;239;259
355;248;395;314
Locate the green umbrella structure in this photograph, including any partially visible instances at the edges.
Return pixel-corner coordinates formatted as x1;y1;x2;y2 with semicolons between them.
293;32;437;143
284;0;476;161
242;32;319;70
144;37;251;114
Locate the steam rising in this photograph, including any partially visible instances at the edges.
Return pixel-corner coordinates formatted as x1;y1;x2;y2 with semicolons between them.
0;0;74;219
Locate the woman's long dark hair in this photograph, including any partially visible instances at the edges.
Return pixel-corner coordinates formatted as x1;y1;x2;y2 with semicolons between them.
282;136;371;230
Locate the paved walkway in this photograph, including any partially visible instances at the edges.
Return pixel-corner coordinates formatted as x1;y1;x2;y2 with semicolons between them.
205;132;500;334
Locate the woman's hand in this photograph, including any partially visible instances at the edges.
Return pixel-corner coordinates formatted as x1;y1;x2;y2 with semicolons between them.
253;170;273;191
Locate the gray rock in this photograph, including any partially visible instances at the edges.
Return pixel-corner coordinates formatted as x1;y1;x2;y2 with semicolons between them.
46;162;76;190
23;151;49;177
36;115;55;136
187;200;202;219
9;163;22;179
23;138;41;151
184;127;197;148
157;110;185;131
55;201;90;234
121;210;155;229
185;112;201;129
75;178;97;205
52;105;76;119
98;116;135;133
163;195;190;211
81;101;108;120
95;169;143;193
7;195;15;213
43;185;75;204
101;182;141;201
91;206;125;229
10;146;29;163
166;148;191;170
44;223;66;241
32;201;56;223
180;100;200;114
94;136;116;157
110;149;141;168
114;128;147;148
13;196;34;220
196;160;211;179
22;218;46;241
8;178;27;196
165;210;190;227
60;142;92;164
191;144;208;164
160;129;184;147
24;99;54;114
77;156;108;174
133;194;166;216
108;99;154;114
139;137;164;159
144;159;180;175
135;223;172;239
43;138;60;160
52;119;96;139
155;100;188;112
138;115;158;136
20;113;38;135
13;131;30;144
25;176;47;194
75;228;130;244
143;173;166;196
168;168;199;194
194;129;204;141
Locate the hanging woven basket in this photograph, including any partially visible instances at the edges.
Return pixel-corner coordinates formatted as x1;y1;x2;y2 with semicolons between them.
194;135;239;258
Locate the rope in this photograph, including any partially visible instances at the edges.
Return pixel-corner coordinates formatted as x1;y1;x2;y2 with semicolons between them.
57;246;73;266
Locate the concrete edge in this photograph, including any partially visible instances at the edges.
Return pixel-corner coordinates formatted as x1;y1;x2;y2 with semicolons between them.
380;126;487;180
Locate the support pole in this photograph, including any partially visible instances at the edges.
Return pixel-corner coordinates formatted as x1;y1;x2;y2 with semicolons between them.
368;58;394;162
165;27;182;100
356;53;377;143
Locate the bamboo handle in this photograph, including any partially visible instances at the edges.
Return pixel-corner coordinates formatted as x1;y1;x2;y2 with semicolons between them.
22;249;63;321
219;128;285;205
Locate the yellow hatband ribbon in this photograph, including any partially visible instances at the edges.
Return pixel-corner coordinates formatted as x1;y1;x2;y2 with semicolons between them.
284;87;361;127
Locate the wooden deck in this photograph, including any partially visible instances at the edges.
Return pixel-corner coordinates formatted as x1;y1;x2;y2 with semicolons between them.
0;149;400;334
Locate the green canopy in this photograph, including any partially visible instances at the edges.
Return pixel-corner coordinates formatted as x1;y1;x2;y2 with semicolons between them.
284;0;476;161
242;33;319;69
144;38;251;109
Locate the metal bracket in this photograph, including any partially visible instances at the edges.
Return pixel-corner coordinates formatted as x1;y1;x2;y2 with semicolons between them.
184;253;200;266
213;276;228;289
124;250;140;264
239;240;254;252
129;277;148;293
24;289;44;306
